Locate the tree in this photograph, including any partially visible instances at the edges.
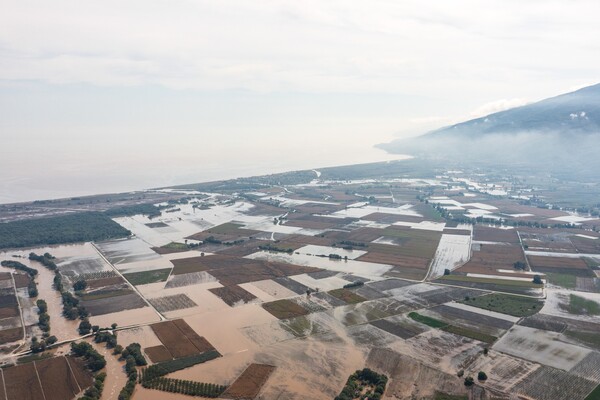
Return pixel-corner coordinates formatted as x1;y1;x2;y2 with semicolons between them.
532;275;543;285
478;371;488;381
73;279;88;291
79;318;92;335
513;261;526;270
464;376;475;386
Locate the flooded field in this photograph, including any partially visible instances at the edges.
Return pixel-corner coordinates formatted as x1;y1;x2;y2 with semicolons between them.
2;172;600;400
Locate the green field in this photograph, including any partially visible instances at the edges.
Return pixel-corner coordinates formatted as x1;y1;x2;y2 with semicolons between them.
585;384;600;400
408;312;448;329
408;312;496;343
545;272;577;289
123;268;172;286
563;294;600;316
460;293;543;317
161;242;188;250
565;330;600;349
78;288;133;301
443;325;496;344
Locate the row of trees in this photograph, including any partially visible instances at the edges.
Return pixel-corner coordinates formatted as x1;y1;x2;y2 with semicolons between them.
78;372;106;400
141;377;226;398
71;342;106;372
118;343;148;400
30;252;91;324
30;299;57;353
0;260;38;276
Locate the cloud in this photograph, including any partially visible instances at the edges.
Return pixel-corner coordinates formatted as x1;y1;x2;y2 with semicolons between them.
0;0;599;97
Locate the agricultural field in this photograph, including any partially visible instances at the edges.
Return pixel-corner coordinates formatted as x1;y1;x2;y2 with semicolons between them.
2;172;600;400
148;319;217;360
460;293;543;317
220;363;276;399
0;356;92;400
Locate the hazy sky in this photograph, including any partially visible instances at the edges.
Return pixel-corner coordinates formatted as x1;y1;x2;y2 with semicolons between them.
1;1;599;202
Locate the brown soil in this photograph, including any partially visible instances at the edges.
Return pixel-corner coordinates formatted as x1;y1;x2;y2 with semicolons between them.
0;303;20;319
86;276;126;289
443;229;471;236
209;285;257;307
220;363;276;399
571;235;600;254
36;356;91;400
145;345;173;363
151;319;216;359
362;213;425;224
151;321;200;359
66;356;93;391
458;243;526;274
0;327;22;344
82;292;147;316
172;319;216;353
171;254;320;286
12;273;31;289
473;226;520;243
2;362;45;400
358;251;430;269
328;289;367;304
0;356;92;400
284;215;344;230
262;299;309;320
324;228;385;243
528;255;593;276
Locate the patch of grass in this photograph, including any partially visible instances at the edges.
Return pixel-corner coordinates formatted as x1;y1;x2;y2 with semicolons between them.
440;274;543;288
408;312;448;329
206;222;245;234
17;352;53;364
583;257;600;269
461;293;542;317
124;268;171;285
545;272;577;289
262;299;309;319
78;288;133;301
433;392;468;400
585;384;600;400
328;288;367;304
162;242;188;250
442;325;497;344
565;330;600;349
563;294;600;316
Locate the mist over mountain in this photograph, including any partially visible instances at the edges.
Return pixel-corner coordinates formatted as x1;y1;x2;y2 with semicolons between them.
379;83;600;179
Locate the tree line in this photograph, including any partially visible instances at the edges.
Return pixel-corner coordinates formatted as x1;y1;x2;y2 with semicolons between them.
0;212;131;250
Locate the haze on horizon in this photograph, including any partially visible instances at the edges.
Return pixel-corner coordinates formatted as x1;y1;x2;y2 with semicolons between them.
1;0;599;203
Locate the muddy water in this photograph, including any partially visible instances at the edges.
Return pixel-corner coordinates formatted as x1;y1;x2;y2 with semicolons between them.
0;246;85;342
116;326;162;349
156;301;369;400
91;340;127;400
89;307;161;330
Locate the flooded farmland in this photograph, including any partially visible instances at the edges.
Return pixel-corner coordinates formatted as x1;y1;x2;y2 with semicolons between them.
1;172;600;400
